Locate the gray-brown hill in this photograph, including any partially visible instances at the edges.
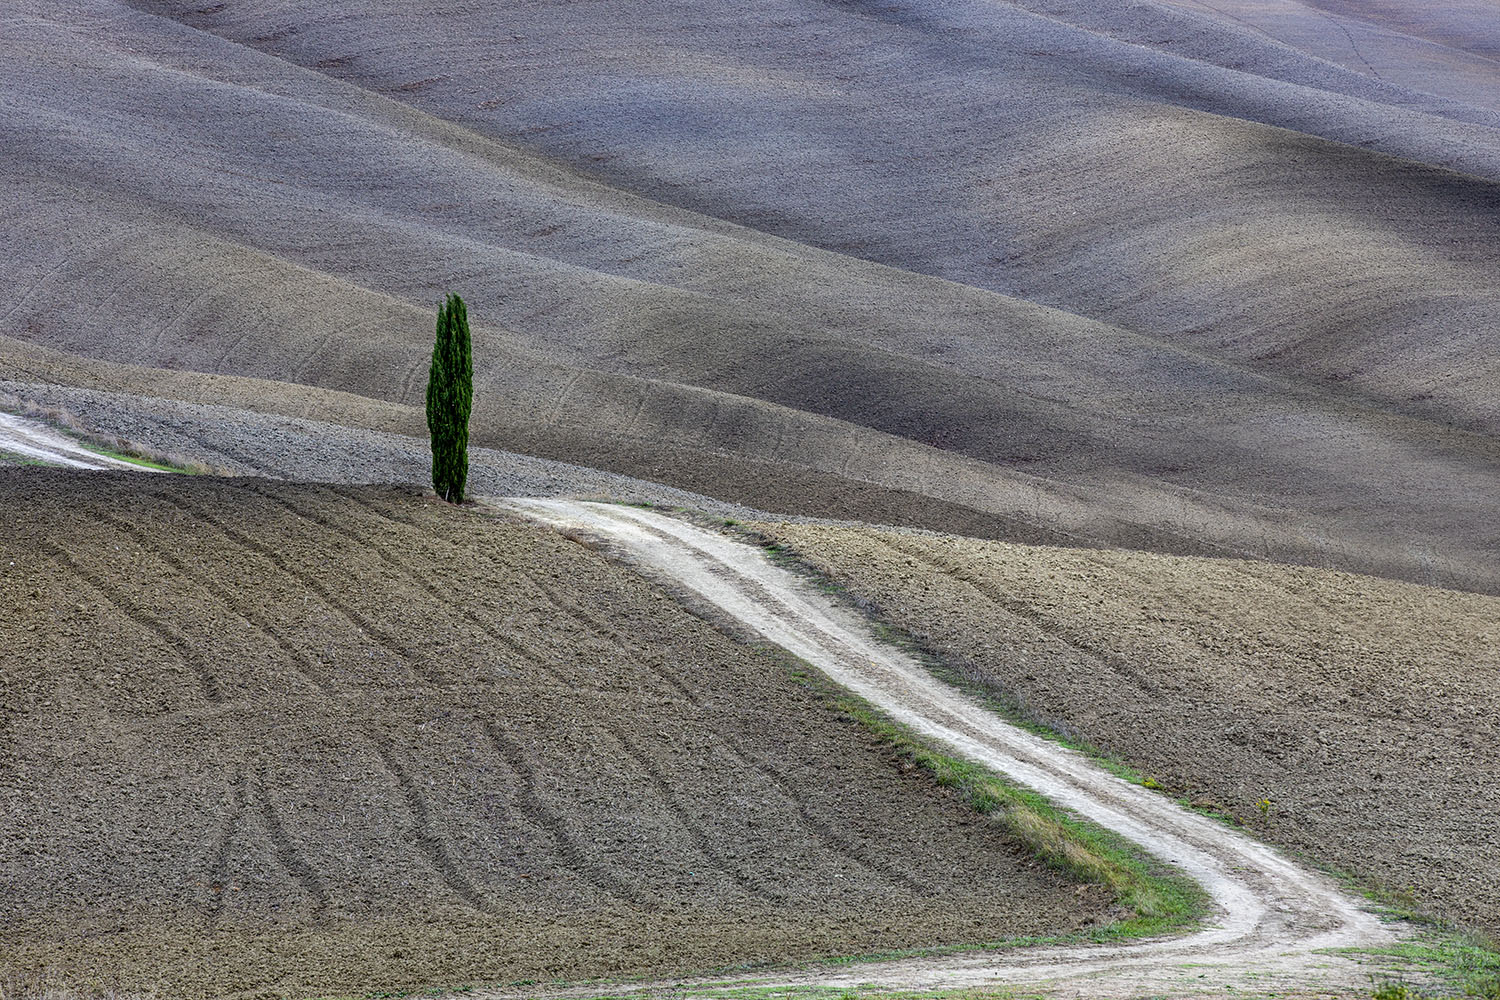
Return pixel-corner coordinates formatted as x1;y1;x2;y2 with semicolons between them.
3;0;1499;593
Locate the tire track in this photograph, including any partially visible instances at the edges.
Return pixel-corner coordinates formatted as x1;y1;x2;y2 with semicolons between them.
875;533;1158;690
545;371;584;425
96;511;334;695
367;734;494;912
136;492;497;912
143;274;227;356
0;235;101;326
512;561;927;889
252;771;332;918
513;565;706;701
341;491;957;895
152;493;434;685
42;550;114;717
334;488;712;702
162;427;269;475
1314;5;1384;79
606;725;780;902
45;542;224;704
203;772;248;925
325;489;591;675
71;269;145;344
482;720;649;909
737;744;930;895
243;486;566;685
511;506;937;894
570;504;859;662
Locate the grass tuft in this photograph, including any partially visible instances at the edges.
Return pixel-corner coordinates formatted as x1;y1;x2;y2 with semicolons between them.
1328;928;1500;999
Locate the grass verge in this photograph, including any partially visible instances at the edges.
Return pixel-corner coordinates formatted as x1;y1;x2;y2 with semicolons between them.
71;438;190;473
0;449;58;468
792;665;1207;940
1324;916;1500;998
0;393;211;475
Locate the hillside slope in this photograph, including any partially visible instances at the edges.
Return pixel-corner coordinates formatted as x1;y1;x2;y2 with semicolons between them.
0;472;1105;998
762;521;1500;938
2;1;1498;592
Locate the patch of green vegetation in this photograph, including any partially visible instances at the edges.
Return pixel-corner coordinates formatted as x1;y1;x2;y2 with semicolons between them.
0;449;57;468
72;439;190;473
0;398;199;475
1373;981;1428;1000
1325;925;1500;998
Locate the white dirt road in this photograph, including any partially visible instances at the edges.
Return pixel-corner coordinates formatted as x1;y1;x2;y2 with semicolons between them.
498;498;1405;997
0;411;161;472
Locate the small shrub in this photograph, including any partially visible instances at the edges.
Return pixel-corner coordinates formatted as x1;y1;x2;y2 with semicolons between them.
1373;978;1425;1000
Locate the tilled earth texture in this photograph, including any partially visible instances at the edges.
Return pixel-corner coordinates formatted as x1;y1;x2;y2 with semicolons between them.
759;523;1500;939
7;1;1500;594
0;472;1106;1000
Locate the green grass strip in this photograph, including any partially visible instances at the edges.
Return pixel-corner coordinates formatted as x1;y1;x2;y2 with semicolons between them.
0;449;58;468
1324;927;1500;998
72;438;193;473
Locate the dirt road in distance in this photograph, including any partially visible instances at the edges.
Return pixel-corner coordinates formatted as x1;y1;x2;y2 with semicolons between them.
0;411;160;472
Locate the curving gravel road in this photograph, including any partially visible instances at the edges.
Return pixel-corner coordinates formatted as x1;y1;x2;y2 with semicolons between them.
497;498;1404;997
0;411;162;472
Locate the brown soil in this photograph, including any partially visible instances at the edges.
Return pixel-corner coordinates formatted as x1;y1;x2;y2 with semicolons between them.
0;471;1106;1000
758;523;1500;939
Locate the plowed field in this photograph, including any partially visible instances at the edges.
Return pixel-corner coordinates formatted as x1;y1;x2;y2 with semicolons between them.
760;523;1500;938
0;471;1104;999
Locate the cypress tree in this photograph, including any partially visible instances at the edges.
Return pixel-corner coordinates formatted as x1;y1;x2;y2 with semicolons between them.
426;293;473;503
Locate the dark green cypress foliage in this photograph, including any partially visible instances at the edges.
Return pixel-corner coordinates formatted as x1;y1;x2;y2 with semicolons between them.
426;293;473;503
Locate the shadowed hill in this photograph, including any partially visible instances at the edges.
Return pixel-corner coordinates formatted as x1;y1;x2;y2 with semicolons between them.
3;0;1499;592
137;0;1500;429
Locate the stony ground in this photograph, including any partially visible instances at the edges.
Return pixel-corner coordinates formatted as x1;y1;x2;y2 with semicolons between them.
759;522;1500;938
0;380;735;507
0;471;1107;1000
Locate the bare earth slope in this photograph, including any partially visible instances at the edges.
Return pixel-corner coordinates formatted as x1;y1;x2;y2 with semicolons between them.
3;1;1500;592
0;471;1103;999
761;521;1500;938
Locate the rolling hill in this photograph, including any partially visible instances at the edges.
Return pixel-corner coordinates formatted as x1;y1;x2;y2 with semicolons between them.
0;472;1107;998
3;0;1499;593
